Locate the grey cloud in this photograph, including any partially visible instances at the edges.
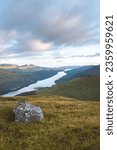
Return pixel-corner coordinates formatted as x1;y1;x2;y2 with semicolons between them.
72;53;100;58
0;0;99;53
86;53;100;57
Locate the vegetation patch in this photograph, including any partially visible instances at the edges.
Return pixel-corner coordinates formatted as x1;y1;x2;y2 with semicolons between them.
37;77;100;101
0;96;99;150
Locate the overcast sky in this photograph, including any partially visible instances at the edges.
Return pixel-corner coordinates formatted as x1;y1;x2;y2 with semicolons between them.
0;0;100;67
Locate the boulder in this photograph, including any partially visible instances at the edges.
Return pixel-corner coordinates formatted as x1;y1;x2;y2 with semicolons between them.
13;98;44;123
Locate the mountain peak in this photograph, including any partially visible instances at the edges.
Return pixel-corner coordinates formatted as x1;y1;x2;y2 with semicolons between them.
0;64;18;69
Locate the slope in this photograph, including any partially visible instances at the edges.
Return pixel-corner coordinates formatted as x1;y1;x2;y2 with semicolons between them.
56;65;100;83
0;95;99;150
0;68;58;95
37;76;100;101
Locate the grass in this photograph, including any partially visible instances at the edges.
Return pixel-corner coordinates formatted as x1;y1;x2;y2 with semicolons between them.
0;95;99;150
37;77;100;101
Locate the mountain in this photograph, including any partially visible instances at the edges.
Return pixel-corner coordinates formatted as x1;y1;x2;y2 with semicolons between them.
52;66;81;71
13;64;100;101
0;65;59;95
56;65;100;83
36;76;100;101
0;64;100;100
0;64;50;72
0;64;100;149
0;64;18;69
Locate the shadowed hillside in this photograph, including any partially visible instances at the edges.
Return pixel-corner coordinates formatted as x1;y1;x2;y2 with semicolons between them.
56;65;100;83
0;67;58;95
36;76;100;101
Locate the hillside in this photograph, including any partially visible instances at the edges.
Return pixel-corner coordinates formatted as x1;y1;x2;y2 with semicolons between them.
52;65;81;71
56;65;100;83
0;95;99;150
37;76;100;101
0;67;58;95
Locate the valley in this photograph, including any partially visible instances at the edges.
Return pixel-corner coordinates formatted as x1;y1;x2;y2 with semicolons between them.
0;64;59;95
0;64;100;101
0;64;100;150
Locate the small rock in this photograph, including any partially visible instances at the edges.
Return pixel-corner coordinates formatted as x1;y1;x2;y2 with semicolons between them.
13;98;44;123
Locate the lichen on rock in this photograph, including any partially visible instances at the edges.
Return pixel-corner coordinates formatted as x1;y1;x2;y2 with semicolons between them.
13;98;44;123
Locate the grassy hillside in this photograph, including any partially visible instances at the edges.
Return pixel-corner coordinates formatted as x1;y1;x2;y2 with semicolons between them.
56;65;100;83
37;77;100;101
0;68;58;95
0;96;99;150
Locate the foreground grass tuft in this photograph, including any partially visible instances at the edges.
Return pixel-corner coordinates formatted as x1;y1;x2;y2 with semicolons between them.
0;96;99;150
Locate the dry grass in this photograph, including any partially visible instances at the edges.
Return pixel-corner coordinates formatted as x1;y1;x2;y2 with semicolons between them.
0;95;99;150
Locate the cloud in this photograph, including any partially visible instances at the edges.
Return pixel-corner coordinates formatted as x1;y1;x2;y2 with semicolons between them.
28;39;52;51
0;0;100;66
72;53;100;58
0;0;99;47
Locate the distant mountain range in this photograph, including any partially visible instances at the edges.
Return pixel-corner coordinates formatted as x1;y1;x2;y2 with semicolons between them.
0;64;50;72
0;64;100;101
52;66;81;71
35;65;100;101
0;64;60;95
56;65;100;83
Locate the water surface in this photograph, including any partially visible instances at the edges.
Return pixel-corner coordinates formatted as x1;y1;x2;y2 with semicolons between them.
3;71;66;97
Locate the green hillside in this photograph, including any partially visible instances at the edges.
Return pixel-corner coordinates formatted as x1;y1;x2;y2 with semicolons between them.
56;65;100;83
0;68;58;95
0;96;99;150
37;77;100;101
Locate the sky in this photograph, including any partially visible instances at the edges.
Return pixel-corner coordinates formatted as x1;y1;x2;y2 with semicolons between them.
0;0;100;67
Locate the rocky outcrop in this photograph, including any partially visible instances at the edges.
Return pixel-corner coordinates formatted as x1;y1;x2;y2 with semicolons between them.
13;98;44;123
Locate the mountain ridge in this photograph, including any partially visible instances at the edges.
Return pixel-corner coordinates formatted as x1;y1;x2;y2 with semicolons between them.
56;65;100;83
0;67;59;95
